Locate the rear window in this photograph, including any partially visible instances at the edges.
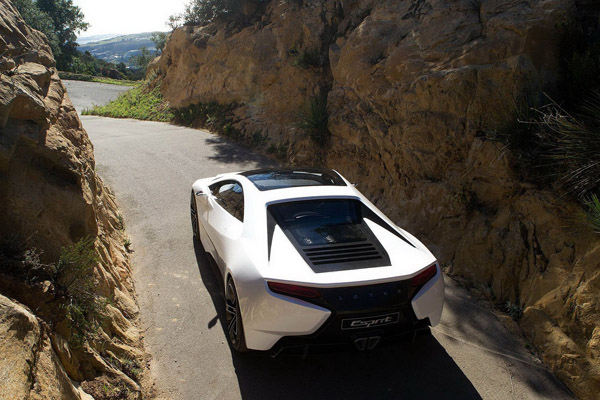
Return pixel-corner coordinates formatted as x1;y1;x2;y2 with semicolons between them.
268;198;394;273
241;168;346;191
269;199;369;246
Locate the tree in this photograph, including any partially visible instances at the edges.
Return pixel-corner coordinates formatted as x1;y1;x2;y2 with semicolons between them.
181;0;270;26
36;0;89;70
183;0;240;26
14;0;89;70
151;32;168;55
167;14;182;31
12;0;60;58
130;47;154;73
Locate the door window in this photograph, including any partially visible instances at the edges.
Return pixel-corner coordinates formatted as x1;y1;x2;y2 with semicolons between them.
209;180;244;222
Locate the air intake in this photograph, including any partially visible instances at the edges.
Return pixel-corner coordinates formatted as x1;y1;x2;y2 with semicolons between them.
303;242;383;266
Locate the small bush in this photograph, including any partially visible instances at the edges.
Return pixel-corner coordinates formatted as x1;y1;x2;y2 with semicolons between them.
296;93;330;145
582;194;600;233
0;236;53;283
503;300;523;322
116;214;125;231
123;237;132;252
292;49;321;69
55;237;109;348
106;354;143;382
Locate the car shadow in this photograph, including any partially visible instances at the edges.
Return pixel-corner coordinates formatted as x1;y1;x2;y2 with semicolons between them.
193;239;482;400
203;137;278;166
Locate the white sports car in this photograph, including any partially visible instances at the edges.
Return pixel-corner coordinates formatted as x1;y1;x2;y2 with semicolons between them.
190;168;444;354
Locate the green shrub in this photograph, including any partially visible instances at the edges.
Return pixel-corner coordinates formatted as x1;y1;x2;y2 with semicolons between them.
83;85;173;121
296;93;330;145
582;194;600;233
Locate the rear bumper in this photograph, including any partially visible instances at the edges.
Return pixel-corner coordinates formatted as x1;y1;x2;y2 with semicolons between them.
240;266;445;351
271;312;431;355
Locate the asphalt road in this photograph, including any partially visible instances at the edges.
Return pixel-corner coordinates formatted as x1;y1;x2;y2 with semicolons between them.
65;81;574;400
63;79;132;113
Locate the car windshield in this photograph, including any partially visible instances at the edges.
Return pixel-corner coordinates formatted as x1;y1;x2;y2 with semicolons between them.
269;199;369;246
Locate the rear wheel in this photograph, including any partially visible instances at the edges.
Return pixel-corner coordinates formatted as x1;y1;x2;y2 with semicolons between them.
225;277;248;352
190;191;199;240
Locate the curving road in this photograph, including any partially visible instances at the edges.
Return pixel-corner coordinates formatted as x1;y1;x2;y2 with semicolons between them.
65;80;574;400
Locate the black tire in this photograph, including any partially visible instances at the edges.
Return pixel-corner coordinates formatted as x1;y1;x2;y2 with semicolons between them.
190;190;200;241
225;277;248;352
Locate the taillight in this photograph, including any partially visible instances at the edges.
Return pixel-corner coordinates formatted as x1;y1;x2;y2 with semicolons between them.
411;264;438;287
267;281;321;298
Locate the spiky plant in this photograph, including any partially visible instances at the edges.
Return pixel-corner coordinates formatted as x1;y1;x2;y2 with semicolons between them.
582;194;600;233
539;91;600;198
296;93;329;145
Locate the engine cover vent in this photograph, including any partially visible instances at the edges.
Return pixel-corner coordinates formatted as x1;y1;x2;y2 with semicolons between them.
304;242;382;265
300;241;390;273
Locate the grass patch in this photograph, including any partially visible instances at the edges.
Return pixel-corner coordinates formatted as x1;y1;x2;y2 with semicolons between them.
296;93;330;144
59;71;139;86
83;84;174;122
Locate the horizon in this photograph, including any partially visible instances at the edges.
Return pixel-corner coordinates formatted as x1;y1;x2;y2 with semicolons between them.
73;0;188;37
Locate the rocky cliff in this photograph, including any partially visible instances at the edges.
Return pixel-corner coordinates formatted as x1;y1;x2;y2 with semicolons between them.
0;1;144;398
153;0;599;397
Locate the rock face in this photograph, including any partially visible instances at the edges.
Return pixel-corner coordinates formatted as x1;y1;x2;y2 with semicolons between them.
154;0;600;397
0;1;142;398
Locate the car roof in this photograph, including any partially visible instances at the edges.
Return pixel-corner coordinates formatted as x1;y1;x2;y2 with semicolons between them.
238;168;347;192
203;168;359;206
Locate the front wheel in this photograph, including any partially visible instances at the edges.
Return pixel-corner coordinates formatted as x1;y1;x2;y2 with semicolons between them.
225;277;248;352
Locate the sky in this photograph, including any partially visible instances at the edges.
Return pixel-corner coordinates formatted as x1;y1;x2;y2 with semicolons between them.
73;0;188;37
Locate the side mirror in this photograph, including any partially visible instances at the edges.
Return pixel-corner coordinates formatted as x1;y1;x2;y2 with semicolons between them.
195;190;208;197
